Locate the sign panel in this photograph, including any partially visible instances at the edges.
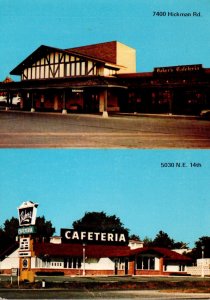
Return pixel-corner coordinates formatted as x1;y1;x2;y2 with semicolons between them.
17;201;38;227
11;268;18;276
22;258;29;268
19;251;31;257
61;229;129;245
19;237;30;251
72;89;84;93
154;64;203;74
18;225;37;235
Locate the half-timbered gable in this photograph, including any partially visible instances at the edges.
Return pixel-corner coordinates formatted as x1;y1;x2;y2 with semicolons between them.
11;45;120;81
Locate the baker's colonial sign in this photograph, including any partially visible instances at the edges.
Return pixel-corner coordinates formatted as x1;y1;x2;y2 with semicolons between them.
17;201;38;227
61;229;129;245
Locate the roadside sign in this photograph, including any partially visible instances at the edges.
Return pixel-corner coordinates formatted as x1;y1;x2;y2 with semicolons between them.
11;268;18;276
19;251;31;257
17;201;38;227
19;237;30;250
18;225;37;235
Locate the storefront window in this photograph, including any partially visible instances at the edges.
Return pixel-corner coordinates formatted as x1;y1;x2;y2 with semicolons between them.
64;257;82;269
136;256;155;270
118;258;125;270
179;265;185;272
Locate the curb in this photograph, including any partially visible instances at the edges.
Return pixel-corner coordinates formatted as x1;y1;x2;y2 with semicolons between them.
0;108;200;121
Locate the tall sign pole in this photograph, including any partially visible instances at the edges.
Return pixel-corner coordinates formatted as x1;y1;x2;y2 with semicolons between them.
17;201;38;283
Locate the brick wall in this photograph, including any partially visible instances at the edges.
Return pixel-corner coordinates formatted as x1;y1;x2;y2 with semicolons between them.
0;269;11;275
33;268;115;276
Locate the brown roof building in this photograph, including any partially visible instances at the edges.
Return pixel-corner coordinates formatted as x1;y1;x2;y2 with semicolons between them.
1;41;210;115
0;240;191;277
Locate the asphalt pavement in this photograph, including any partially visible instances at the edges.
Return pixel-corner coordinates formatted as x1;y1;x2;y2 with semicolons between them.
1;288;210;299
0;110;210;148
1;275;210;299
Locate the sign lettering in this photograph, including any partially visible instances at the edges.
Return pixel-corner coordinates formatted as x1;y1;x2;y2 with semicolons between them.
18;226;37;235
17;201;38;227
19;251;31;257
72;89;84;93
61;229;128;245
19;209;33;225
154;64;202;74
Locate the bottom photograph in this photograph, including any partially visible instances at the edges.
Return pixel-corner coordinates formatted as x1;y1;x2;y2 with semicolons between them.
0;149;210;298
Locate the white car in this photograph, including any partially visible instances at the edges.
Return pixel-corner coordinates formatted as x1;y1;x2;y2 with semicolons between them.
0;96;6;105
0;96;21;107
11;96;21;106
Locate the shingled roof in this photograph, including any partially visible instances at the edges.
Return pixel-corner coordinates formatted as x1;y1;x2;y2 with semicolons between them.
33;243;191;262
34;242;131;258
130;247;191;261
66;41;117;65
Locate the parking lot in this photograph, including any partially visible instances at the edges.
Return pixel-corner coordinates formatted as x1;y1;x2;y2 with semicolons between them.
0;110;210;148
1;275;210;299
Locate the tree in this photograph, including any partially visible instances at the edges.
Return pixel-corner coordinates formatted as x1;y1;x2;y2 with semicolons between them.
0;227;8;252
188;236;210;262
147;230;188;249
151;230;175;249
0;216;55;252
0;217;19;252
129;234;141;241
173;241;189;249
3;217;19;241
143;236;153;247
72;211;129;235
35;216;55;241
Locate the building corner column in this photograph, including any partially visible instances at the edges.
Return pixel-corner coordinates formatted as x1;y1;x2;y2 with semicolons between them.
159;257;164;275
30;93;35;112
128;258;135;275
62;90;67;114
102;89;108;118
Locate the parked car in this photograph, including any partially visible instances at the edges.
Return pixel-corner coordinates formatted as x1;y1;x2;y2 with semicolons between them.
0;96;7;106
0;96;21;107
11;96;21;107
200;109;210;120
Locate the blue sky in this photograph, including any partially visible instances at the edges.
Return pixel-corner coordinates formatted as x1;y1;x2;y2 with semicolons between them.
0;149;209;247
0;0;210;80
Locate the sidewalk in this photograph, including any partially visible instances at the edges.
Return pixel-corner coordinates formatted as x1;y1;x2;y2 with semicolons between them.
111;112;200;120
0;107;200;120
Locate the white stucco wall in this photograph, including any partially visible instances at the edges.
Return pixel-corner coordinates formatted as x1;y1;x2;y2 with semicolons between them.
83;257;114;270
0;249;19;270
197;258;210;266
129;240;144;249
187;258;210;276
116;42;136;73
164;264;183;272
154;257;159;270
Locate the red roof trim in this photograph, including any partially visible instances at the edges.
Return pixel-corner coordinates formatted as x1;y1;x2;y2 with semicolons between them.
130;247;191;261
34;243;130;258
33;243;190;261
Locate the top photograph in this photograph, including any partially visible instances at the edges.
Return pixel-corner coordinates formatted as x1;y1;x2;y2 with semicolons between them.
0;0;210;148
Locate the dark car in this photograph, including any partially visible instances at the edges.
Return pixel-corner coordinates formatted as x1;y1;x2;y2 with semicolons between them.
200;109;210;120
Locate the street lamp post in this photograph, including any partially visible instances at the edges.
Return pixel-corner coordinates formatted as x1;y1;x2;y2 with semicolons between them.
201;245;205;278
